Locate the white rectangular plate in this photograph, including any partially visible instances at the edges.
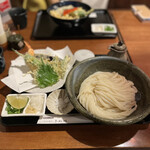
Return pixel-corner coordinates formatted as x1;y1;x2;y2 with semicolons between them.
91;23;117;34
1;93;47;117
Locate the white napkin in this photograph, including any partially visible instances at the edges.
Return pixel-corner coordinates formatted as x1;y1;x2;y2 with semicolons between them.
1;46;75;93
1;56;36;93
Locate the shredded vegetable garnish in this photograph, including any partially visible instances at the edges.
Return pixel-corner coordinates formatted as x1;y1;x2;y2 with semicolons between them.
6;102;24;114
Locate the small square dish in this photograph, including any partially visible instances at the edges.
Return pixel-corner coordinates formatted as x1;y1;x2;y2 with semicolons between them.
1;93;47;117
91;23;117;34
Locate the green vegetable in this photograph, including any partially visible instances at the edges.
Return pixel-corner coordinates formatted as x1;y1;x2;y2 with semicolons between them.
104;26;114;31
35;60;59;88
77;11;86;18
6;102;24;114
68;8;94;19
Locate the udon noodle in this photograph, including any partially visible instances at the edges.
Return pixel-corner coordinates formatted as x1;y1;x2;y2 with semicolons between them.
78;71;138;119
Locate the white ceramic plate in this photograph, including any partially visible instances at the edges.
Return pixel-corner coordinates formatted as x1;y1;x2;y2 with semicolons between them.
8;47;75;93
91;23;117;34
1;93;47;117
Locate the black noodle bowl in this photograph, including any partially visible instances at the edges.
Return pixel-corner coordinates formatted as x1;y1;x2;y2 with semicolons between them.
47;1;91;27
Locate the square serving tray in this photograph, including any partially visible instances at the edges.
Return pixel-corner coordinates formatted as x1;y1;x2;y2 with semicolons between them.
31;9;117;40
1;54;150;126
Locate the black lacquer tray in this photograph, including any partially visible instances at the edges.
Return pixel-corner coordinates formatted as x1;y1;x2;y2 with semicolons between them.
1;92;150;126
2;109;150;126
1;52;150;126
1;55;150;126
31;9;117;40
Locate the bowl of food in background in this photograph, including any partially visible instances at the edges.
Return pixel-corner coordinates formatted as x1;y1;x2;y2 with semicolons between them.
47;1;93;27
65;56;150;125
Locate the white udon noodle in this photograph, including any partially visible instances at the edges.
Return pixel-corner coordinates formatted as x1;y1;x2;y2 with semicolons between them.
78;71;138;119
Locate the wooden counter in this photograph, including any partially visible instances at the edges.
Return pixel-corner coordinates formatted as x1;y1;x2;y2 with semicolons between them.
0;10;150;149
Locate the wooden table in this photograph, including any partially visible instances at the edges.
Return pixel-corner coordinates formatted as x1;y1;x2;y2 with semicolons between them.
0;10;150;149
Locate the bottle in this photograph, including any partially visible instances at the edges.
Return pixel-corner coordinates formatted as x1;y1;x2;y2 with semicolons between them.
0;14;7;48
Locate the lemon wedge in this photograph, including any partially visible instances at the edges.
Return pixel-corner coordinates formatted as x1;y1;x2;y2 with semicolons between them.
7;95;29;109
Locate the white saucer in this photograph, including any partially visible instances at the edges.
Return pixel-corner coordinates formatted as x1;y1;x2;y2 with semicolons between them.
74;49;95;62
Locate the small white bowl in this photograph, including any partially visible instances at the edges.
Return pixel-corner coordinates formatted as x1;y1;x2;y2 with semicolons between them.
74;49;95;62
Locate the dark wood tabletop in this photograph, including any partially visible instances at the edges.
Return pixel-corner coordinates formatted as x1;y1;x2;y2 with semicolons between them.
0;10;150;149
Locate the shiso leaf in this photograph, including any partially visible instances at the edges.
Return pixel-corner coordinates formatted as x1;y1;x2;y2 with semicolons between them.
35;59;59;88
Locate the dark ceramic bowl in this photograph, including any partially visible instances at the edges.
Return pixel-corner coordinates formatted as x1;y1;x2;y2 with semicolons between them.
65;56;150;125
47;1;91;27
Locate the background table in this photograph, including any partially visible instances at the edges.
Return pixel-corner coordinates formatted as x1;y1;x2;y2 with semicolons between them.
0;10;150;149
